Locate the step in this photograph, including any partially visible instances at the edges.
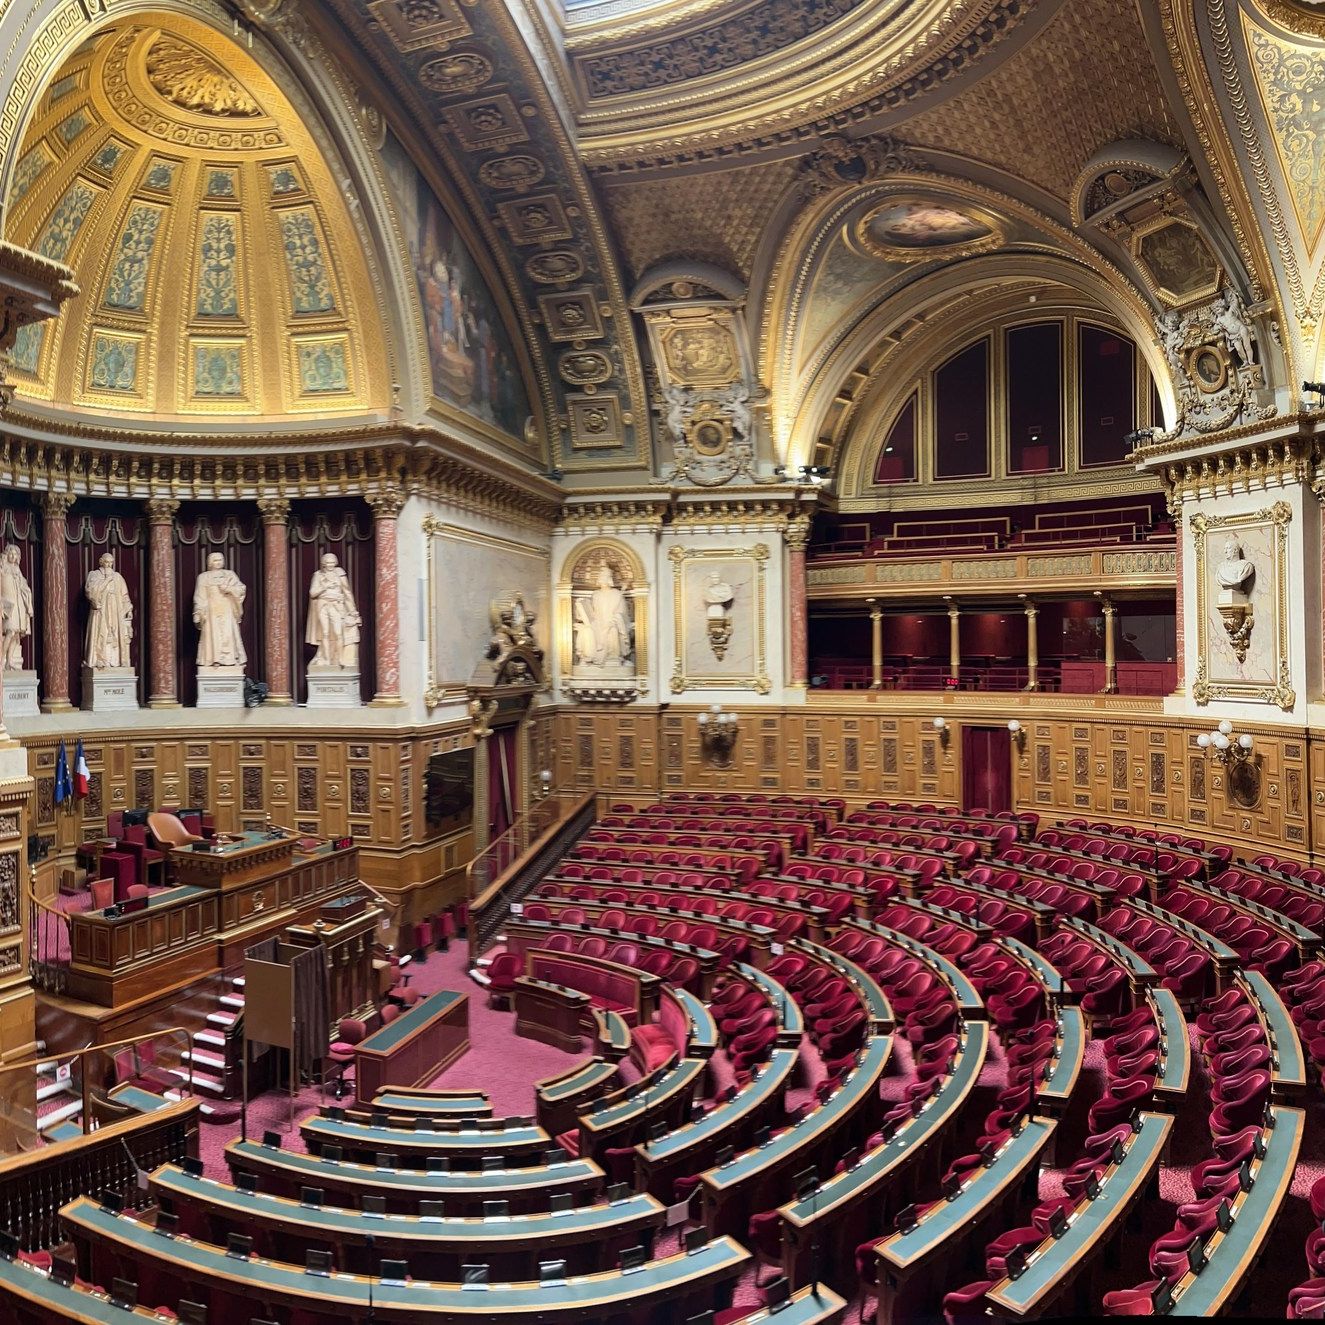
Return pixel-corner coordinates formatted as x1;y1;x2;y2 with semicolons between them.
36;1078;74;1104
231;976;246;990
193;1030;227;1050
469;969;492;988
169;1067;226;1097
219;994;245;1011
163;1089;218;1119
38;1100;83;1132
181;1048;226;1072
206;1011;237;1030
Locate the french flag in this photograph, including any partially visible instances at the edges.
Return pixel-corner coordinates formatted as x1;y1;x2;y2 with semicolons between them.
73;739;89;799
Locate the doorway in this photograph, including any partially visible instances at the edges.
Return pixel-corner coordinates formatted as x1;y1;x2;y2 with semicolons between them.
962;725;1013;814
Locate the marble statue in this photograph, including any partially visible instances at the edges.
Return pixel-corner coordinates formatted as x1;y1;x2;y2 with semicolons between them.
1214;288;1256;366
84;553;133;670
1216;538;1255;592
306;553;361;669
704;571;735;621
1;545;33;671
193;552;247;669
573;564;633;668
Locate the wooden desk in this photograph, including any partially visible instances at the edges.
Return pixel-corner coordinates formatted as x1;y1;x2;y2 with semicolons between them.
354;991;469;1105
63;1195;750;1324
225;1140;602;1215
287;898;382;1026
170;832;297;889
303;1114;548;1168
537;1059;620;1136
513;977;590;1053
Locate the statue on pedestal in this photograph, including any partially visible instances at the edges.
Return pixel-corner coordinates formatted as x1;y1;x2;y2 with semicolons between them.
0;545;33;671
84;553;133;670
193;553;247;669
573;564;634;670
306;553;361;670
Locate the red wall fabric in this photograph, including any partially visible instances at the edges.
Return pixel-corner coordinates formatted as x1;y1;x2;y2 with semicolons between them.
962;725;1012;814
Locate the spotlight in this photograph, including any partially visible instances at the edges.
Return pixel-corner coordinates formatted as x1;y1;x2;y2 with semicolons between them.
1123;429;1154;449
796;464;832;485
1303;382;1325;395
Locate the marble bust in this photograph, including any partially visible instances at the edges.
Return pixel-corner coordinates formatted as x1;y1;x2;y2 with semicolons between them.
0;544;33;671
1216;537;1254;593
306;552;361;670
193;552;247;669
84;552;133;670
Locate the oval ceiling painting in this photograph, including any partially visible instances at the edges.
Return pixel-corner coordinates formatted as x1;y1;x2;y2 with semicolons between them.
855;197;1002;263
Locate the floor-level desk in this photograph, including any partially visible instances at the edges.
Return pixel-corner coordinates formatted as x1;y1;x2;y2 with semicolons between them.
354;990;469;1104
302;1114;548;1167
63;1195;750;1323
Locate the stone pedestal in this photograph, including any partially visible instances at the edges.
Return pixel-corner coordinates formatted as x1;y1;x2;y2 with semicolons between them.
305;667;361;708
81;667;138;712
3;671;39;718
196;666;245;708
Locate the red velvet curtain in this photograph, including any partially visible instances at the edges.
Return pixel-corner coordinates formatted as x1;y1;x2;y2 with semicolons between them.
65;503;146;708
0;500;42;678
489;725;517;841
288;499;375;704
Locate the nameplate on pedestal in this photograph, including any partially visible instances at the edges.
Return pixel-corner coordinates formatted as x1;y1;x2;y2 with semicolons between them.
306;668;361;709
81;667;138;712
3;670;39;717
197;667;245;708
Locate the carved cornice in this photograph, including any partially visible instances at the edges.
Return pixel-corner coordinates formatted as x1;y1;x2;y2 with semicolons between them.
1152;427;1321;504
556;486;818;533
256;496;291;525
144;498;181;526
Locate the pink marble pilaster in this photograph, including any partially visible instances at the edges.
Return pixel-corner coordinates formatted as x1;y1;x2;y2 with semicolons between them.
145;499;180;707
41;492;74;711
369;488;404;705
258;497;293;704
1173;499;1185;693
787;520;809;689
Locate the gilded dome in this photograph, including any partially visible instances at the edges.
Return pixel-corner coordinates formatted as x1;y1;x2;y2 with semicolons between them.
2;15;391;425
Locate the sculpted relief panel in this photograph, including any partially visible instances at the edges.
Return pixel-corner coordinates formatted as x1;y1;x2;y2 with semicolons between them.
670;545;770;694
560;541;647;704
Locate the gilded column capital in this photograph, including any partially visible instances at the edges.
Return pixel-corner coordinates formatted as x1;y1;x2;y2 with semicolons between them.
39;491;75;518
144;498;180;526
784;516;811;553
257;496;291;525
367;487;405;520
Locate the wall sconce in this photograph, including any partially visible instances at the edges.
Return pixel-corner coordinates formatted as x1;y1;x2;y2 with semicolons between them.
536;769;552;801
699;704;739;769
1007;718;1026;751
1196;719;1254;767
931;716;950;748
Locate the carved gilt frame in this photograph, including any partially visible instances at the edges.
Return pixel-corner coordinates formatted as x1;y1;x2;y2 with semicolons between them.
1190;501;1295;711
669;543;770;694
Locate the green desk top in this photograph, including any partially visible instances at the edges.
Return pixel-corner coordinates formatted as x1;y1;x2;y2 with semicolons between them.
793;940;893;1026
83;884;209;922
517;977;590;1003
669;986;718;1053
1149;987;1191;1097
640;1049;797;1163
1062;916;1156;981
1000;937;1064;998
62;1197;749;1316
1169;1106;1304;1315
304;1115;546;1152
705;1036;893;1194
0;1254;172;1323
540;1060;618;1104
1183;880;1318;943
987;1112;1173;1315
1241;969;1306;1089
370;1092;491;1116
153;1164;661;1244
877;1117;1057;1272
856;923;982;1016
107;1085;170;1114
780;1022;988;1227
735;963;805;1037
358;991;467;1055
1039;1007;1084;1106
1127;899;1237;961
593;1007;631;1051
226;1141;599;1194
189;830;280;854
728;1284;847;1323
582;1059;704;1134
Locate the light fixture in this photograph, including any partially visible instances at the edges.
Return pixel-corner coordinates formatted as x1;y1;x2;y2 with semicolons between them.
796;464;831;485
1197;721;1254;767
931;716;950;748
537;769;552;801
1007;718;1026;750
1123;428;1154;449
699;704;739;768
